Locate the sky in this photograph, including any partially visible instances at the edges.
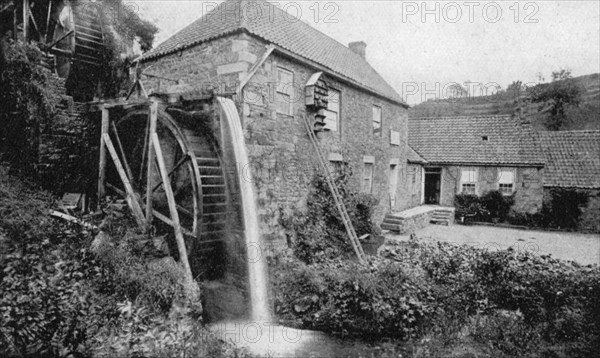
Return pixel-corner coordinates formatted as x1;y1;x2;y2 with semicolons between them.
133;0;600;104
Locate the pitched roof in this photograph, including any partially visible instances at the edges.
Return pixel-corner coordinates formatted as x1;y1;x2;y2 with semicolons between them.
538;131;600;189
408;115;545;166
407;146;427;164
139;0;405;106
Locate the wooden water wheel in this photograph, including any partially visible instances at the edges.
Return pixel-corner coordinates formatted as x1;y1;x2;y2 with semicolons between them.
7;0;105;99
100;99;230;280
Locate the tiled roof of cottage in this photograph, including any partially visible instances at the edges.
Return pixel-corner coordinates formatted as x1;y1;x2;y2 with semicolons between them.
408;115;545;166
538;131;600;189
139;0;405;106
407;146;427;164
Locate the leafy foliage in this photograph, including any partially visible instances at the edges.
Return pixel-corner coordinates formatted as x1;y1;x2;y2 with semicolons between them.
0;167;230;357
529;69;585;130
269;253;435;341
281;165;380;263
270;237;600;357
0;40;55;169
454;190;514;222
543;188;589;230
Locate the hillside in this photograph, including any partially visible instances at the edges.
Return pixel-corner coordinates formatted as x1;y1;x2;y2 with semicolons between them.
410;73;600;131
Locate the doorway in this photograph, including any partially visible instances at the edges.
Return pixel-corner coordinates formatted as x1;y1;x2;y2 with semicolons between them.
424;168;442;204
389;164;398;209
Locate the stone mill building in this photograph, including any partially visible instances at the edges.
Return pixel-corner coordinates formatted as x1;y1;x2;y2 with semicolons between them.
138;0;414;246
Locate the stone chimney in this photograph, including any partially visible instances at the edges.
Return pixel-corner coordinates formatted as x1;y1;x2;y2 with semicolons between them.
348;41;367;59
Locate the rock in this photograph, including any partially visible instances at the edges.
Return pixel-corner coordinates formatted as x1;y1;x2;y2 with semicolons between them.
90;230;111;254
153;235;170;256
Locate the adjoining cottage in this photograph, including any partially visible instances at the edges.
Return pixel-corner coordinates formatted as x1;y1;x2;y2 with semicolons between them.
539;130;600;232
408;115;545;214
138;0;411;244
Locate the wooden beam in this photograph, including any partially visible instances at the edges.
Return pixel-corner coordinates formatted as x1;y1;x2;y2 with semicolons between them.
22;0;29;41
46;30;74;51
236;44;275;96
151;131;194;284
27;5;40;39
104;133;146;227
45;1;52;43
111;121;135;182
97;107;109;203
145;101;157;222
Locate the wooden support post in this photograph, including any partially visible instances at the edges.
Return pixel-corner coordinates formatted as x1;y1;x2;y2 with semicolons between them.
97;106;109;205
111;121;134;182
103;134;146;227
22;0;29;41
151;129;194;285
145;101;157;222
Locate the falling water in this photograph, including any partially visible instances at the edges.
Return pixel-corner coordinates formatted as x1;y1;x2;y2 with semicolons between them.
216;97;271;322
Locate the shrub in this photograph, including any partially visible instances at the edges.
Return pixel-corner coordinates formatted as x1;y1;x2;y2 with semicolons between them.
281;166;380;263
454;190;514;223
480;190;514;222
269;252;435;340
544;188;589;230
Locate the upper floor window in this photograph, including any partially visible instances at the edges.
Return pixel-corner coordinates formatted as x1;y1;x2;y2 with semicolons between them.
323;89;340;132
498;168;515;195
276;67;294;115
461;167;478;195
372;105;382;136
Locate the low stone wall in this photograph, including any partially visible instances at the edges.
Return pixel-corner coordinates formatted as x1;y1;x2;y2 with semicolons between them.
383;206;455;234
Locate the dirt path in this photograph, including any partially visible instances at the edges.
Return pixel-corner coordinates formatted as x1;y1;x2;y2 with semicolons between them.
388;224;600;266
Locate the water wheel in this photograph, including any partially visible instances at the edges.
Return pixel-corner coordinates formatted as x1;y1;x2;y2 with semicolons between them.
11;0;105;100
102;102;229;279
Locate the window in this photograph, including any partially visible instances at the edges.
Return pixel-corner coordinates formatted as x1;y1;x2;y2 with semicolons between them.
363;162;374;193
498;168;515;195
461;167;478;194
372;105;382;136
276;67;294;115
323;89;340;131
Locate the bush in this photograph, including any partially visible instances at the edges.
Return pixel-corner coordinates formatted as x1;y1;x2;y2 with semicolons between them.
480;190;514;222
270;236;600;356
281;166;380;263
544;188;589;230
454;193;487;221
454;190;514;223
269;252;435;341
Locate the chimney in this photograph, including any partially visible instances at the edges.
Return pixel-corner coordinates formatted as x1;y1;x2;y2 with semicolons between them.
348;41;367;59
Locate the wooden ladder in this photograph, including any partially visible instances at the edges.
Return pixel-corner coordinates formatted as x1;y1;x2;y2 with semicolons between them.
302;115;366;264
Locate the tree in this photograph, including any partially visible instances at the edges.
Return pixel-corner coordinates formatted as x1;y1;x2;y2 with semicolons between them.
529;69;584;130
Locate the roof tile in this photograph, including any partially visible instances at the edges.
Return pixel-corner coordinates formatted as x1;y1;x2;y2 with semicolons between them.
539;131;600;189
140;0;404;105
408;115;545;166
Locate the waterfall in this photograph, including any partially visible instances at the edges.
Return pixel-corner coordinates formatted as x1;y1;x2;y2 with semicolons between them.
216;97;271;322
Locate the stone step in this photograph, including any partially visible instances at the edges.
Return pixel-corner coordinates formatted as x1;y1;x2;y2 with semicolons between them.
382;217;403;225
430;218;450;226
381;223;402;232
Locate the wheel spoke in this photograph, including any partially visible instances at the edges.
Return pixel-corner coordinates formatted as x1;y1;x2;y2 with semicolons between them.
149;155;190;196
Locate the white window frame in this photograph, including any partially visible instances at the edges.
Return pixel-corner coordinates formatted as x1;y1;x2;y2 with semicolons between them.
498;168;515;195
323;88;340;132
372;105;382;136
362;161;374;194
276;67;294;116
460;167;478;195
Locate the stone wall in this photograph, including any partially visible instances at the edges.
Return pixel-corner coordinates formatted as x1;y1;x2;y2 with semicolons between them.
142;33;410;246
438;165;544;213
240;41;409;244
37;73;99;195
